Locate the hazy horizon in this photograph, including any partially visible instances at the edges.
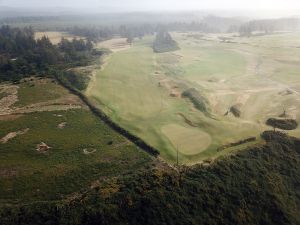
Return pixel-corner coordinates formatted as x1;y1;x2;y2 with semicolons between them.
0;0;300;13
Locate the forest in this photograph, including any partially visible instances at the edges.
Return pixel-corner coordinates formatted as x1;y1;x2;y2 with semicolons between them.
0;26;97;82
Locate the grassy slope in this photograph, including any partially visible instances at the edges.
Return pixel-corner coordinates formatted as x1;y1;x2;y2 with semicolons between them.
0;80;153;203
87;37;203;162
1;132;299;225
15;80;64;107
87;33;300;164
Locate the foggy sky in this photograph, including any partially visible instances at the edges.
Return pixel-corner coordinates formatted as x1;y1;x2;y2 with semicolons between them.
1;0;300;12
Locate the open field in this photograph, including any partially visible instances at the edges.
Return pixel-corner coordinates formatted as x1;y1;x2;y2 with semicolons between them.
87;33;300;164
0;79;153;203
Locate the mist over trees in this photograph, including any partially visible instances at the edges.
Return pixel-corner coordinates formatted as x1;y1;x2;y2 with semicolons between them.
239;18;300;36
0;25;97;82
1;14;299;42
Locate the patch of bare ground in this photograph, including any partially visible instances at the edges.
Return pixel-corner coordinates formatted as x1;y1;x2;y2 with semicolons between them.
0;85;19;114
83;148;97;155
58;122;67;129
0;114;22;121
158;79;183;98
112;140;131;149
0;94;84;116
0;128;29;144
36;142;51;153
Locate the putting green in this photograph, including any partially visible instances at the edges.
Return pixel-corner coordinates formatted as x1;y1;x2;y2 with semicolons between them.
162;124;212;155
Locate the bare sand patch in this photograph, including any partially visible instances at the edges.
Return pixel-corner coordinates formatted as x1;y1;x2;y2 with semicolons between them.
58;122;67;129
83;148;97;155
0;94;83;116
0;85;19;115
1;128;29;144
36;142;51;153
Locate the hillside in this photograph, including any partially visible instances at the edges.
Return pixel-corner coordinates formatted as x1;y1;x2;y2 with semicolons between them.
0;78;153;204
1;21;300;225
1;131;299;225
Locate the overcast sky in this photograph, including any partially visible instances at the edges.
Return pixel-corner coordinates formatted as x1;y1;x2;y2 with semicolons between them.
1;0;300;11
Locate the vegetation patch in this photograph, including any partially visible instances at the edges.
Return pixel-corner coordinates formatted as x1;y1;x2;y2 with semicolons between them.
217;136;256;151
0;109;153;202
1;132;299;225
229;104;242;118
153;30;180;53
266;118;298;130
182;88;210;115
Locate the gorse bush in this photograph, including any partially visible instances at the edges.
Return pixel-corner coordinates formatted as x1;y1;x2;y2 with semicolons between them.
1;132;299;225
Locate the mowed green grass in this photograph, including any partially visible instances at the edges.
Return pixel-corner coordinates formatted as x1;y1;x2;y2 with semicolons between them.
0;109;153;203
87;33;300;164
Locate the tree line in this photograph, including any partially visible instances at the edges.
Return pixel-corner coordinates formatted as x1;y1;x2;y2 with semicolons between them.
0;25;98;82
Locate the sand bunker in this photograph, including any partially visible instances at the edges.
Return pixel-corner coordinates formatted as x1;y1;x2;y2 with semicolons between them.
0;128;29;144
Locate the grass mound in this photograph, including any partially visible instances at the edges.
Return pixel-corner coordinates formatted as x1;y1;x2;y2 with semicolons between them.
266;118;298;130
182;88;210;115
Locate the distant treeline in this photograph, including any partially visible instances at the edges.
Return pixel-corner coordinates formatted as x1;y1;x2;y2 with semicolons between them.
0;25;98;82
239;18;300;36
2;15;299;38
62;17;300;41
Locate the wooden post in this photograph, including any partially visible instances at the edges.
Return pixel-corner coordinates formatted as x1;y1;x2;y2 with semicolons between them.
176;146;179;167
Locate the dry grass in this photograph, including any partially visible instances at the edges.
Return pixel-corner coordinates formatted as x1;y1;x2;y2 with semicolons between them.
96;38;131;52
35;31;83;44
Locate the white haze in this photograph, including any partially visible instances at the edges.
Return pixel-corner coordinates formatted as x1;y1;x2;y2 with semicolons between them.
0;0;299;18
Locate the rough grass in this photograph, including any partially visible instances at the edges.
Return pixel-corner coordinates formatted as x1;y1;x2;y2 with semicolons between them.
15;79;66;107
0;109;152;203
